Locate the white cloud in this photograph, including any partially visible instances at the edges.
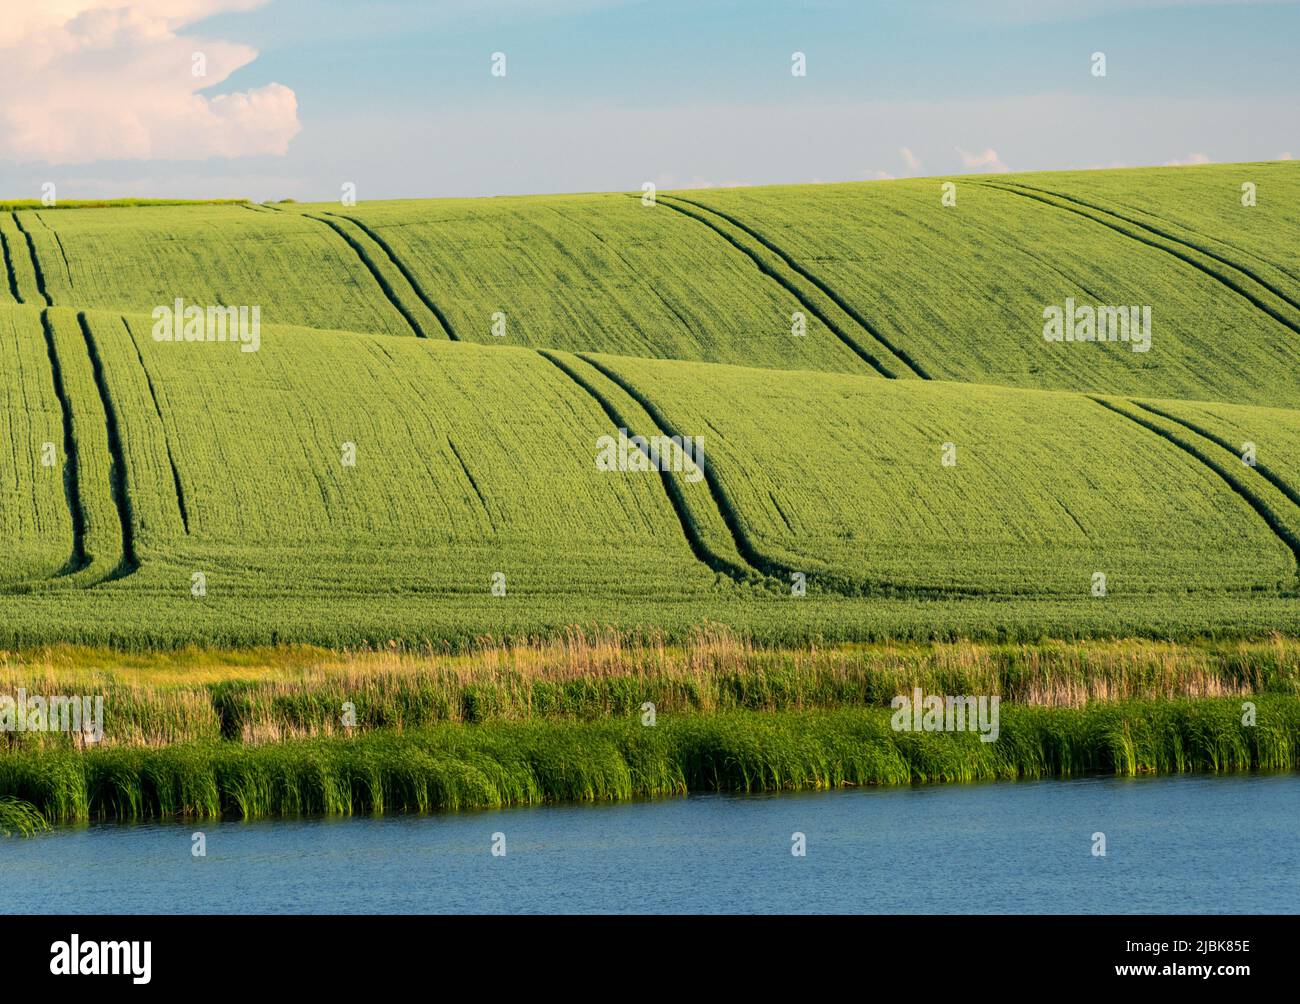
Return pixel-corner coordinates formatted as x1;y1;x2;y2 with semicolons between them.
899;146;922;175
867;169;896;181
1164;152;1212;166
1278;152;1294;161
956;147;1010;173
0;1;299;165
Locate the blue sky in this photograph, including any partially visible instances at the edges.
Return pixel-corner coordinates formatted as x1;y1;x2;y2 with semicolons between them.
214;0;1298;105
1;0;1296;200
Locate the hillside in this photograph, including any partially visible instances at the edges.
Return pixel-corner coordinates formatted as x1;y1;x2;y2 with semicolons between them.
1;162;1299;647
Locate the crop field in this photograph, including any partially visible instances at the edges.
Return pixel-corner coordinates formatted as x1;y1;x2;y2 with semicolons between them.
585;353;1299;596
0;309;771;646
278;195;878;371
0;306;72;585
1133;397;1300;501
1002;163;1300;291
0;162;1299;649
13;205;414;336
677;164;1300;405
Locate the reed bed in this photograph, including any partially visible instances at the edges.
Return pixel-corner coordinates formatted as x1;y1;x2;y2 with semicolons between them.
0;796;50;836
3;630;1300;749
1;697;1296;827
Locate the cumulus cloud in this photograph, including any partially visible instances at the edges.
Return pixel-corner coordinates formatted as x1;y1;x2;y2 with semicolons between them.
868;148;922;181
956;147;1009;173
1164;152;1212;166
0;1;299;165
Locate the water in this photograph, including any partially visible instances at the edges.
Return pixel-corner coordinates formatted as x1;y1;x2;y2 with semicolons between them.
5;773;1299;913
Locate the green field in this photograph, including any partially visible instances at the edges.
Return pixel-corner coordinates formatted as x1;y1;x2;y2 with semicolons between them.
676;162;1300;404
1;162;1299;647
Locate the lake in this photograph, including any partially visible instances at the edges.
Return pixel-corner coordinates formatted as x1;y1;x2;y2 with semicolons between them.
6;772;1298;913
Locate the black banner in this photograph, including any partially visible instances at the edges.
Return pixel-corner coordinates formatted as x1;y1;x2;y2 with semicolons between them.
2;914;1289;989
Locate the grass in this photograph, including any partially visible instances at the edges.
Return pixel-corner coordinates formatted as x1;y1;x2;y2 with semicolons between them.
1;697;1294;826
5;630;1300;749
0;796;50;836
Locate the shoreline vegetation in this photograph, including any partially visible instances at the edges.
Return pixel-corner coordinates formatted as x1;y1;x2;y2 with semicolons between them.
2;631;1299;832
4;630;1300;747
0;700;1295;829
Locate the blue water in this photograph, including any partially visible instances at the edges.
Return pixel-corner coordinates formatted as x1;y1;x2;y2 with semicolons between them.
5;772;1299;913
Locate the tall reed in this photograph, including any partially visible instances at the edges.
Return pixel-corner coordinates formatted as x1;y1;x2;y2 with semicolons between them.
2;696;1295;827
4;630;1299;749
0;796;50;836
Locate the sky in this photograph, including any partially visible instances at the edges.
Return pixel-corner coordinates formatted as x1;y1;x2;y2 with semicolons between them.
0;0;1296;201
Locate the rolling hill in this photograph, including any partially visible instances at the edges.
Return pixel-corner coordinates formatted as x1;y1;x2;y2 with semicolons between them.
1;162;1299;647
